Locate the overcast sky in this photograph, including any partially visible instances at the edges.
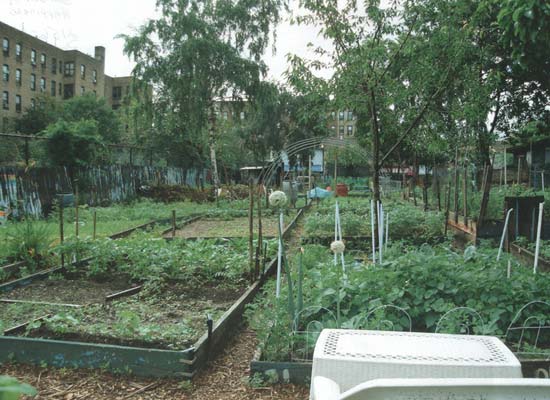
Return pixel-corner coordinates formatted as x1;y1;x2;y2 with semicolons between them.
2;0;329;82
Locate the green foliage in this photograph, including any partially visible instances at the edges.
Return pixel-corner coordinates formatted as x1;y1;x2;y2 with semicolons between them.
121;0;286;168
44;119;106;167
249;242;550;361
61;94;122;143
0;376;36;400
5;219;54;268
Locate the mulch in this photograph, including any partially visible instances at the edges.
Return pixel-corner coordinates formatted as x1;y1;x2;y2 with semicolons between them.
1;327;308;400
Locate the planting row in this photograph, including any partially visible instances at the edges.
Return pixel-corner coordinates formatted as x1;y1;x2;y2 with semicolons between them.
1;234;277;350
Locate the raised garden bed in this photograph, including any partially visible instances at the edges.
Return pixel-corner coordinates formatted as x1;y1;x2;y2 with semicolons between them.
0;203;309;377
164;215;287;239
510;243;550;273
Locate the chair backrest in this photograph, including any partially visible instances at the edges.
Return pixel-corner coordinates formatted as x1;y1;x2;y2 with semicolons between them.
340;378;550;400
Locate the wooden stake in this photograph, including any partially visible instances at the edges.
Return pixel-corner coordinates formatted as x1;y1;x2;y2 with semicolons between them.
75;180;79;238
444;181;451;236
248;182;254;283
255;189;263;280
171;210;176;238
453;149;459;223
463;164;468;225
59;196;64;268
93;211;97;240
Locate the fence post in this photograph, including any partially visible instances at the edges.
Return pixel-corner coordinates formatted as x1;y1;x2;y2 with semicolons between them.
74;180;79;238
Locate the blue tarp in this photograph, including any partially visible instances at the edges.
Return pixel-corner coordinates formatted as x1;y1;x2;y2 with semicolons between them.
308;187;333;199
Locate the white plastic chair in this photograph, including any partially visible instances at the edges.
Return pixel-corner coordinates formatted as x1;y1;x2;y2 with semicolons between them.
312;377;550;400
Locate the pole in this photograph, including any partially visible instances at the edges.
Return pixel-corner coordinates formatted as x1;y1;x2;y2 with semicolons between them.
248;182;254;283
444;180;451;236
385;212;389;252
276;211;283;298
463;165;468;225
542;171;545;193
497;208;514;261
59;196;64;268
370;200;376;264
453;148;459;223
517;156;522;185
74;180;79;238
504;147;507;188
308;154;312;192
334;152;338;197
533;202;544;274
93;211;97;240
172;210;176;238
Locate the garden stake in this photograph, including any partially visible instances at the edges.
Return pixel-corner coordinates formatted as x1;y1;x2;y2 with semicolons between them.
249;182;254;283
504;146;507;188
533;202;544;274
59;196;64;268
282;253;296;329
507;260;512;279
256;190;263;280
378;201;383;264
444;182;451;236
171;210;176;238
370;199;376;264
297;248;303;316
497;208;514;261
93;211;97;240
337;203;345;273
276;211;283;297
75;180;79;238
542;172;545;193
385;212;389;252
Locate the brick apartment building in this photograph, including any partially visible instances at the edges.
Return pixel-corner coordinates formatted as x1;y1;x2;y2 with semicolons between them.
1;21;134;132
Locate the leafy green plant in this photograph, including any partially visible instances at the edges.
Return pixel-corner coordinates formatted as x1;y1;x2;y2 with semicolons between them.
5;219;54;270
0;376;36;400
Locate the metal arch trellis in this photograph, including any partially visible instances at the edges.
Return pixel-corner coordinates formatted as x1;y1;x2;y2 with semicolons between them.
260;137;373;188
291;306;337;362
364;304;412;332
505;300;550;359
435;307;486;335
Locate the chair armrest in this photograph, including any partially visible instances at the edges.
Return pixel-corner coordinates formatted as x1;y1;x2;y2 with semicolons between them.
312;376;341;400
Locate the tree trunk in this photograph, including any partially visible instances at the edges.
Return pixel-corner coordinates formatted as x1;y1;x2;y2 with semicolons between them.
208;107;220;191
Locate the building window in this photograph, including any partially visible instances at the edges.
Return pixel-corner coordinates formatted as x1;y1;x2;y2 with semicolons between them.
51;58;57;74
15;43;21;60
339;125;344;135
40;77;46;92
80;86;85;95
31;49;37;65
222;111;228;120
30;74;36;91
15;95;21;113
347;111;353;121
92;69;97;83
347;125;353;135
2;65;8;82
51;80;56;97
331;111;336;120
64;62;75;77
80;64;85;79
40;53;46;67
339;111;344;120
2;91;8;110
331;125;336;131
112;86;122;100
240;111;245;120
59;60;63;74
64;84;74;99
15;69;21;85
2;38;9;56
58;82;62;96
30;98;36;109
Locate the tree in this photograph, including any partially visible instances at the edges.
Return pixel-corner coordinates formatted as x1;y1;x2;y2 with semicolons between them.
121;0;286;188
61;94;121;144
293;0;460;214
16;94;60;135
44;119;105;168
